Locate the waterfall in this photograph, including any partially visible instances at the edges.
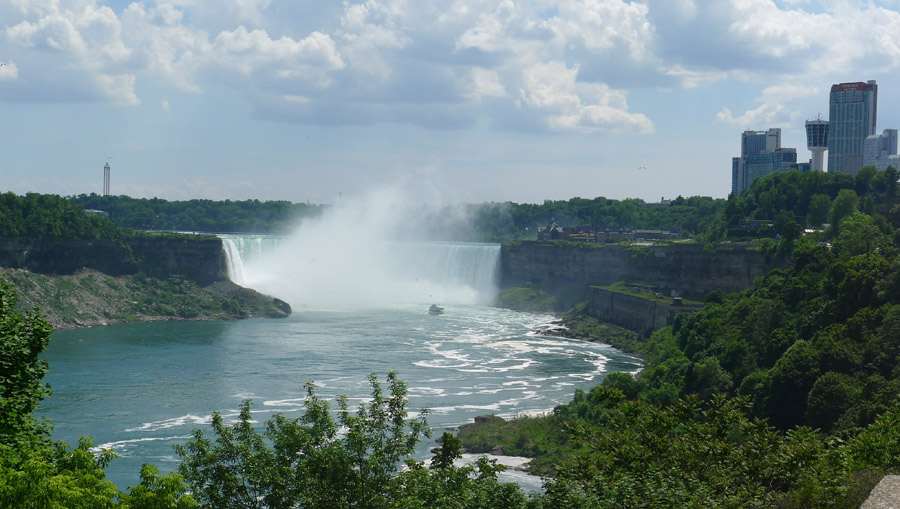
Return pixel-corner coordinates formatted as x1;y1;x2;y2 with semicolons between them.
219;234;501;309
221;238;246;285
220;235;280;287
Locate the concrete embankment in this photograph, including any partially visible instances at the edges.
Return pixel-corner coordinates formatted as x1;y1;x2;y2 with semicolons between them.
588;287;703;337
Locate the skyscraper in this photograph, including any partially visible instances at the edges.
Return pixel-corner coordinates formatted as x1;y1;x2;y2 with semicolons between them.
828;80;878;175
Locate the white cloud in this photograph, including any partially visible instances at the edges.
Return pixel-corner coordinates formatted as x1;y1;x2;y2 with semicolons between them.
2;2;136;103
210;26;344;75
517;61;653;133
96;73;139;105
464;67;506;99
716;84;819;127
547;0;653;60
167;0;273;25
663;65;727;89
337;0;410;79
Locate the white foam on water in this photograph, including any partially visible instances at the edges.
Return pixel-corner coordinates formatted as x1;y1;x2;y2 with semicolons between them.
125;414;211;432
263;398;306;407
409;387;447;397
428;403;502;415
413;359;472;369
92;435;192;456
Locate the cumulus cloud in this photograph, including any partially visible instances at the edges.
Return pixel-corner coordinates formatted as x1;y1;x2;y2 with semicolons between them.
463;67;506;99
209;26;344;87
516;61;653;133
716;84;820;127
2;2;135;103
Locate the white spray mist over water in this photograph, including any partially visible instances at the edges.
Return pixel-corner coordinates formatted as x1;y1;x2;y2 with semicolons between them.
234;186;500;310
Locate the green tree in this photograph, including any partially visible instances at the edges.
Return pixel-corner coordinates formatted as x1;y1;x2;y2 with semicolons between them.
176;372;434;508
0;279;53;443
834;212;892;258
805;372;862;432
807;193;831;228
829;188;858;234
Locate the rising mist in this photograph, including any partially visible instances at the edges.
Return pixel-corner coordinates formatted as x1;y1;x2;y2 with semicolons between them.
227;186;501;310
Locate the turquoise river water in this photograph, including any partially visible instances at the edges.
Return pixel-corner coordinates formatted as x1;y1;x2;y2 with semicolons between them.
38;239;641;491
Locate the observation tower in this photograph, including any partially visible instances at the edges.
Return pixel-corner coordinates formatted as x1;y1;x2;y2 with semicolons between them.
806;117;829;172
103;161;111;196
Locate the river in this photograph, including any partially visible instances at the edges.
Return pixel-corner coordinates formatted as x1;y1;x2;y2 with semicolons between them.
38;237;641;491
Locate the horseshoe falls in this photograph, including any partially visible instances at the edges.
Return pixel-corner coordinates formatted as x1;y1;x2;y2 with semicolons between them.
220;234;502;310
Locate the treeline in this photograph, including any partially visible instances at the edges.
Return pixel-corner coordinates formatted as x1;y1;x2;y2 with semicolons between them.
709;166;900;241
0;192;128;240
416;196;726;242
70;194;326;234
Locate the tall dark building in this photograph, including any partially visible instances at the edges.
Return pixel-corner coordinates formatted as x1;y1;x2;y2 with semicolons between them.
828;80;877;175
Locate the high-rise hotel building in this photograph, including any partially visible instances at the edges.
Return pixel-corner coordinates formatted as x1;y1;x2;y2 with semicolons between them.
828;80;878;175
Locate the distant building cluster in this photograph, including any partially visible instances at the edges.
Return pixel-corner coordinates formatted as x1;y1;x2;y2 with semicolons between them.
730;79;899;195
731;128;801;195
537;219;681;243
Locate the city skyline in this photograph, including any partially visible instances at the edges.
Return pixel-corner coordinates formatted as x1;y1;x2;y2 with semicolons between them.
3;1;900;205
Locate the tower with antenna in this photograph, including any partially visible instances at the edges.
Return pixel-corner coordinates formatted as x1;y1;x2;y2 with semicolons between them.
103;161;111;196
806;116;829;172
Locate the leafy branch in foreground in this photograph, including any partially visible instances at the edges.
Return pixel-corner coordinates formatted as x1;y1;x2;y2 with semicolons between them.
175;371;526;508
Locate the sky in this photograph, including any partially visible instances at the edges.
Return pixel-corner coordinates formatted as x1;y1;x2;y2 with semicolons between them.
3;0;900;206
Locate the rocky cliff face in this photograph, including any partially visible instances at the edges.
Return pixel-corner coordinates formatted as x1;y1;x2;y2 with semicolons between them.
501;242;788;297
0;235;226;285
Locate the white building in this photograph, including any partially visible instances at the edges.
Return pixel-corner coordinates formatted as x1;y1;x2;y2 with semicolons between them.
863;129;899;172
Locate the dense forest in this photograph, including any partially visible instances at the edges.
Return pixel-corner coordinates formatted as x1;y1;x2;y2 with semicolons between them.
0;192;128;240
